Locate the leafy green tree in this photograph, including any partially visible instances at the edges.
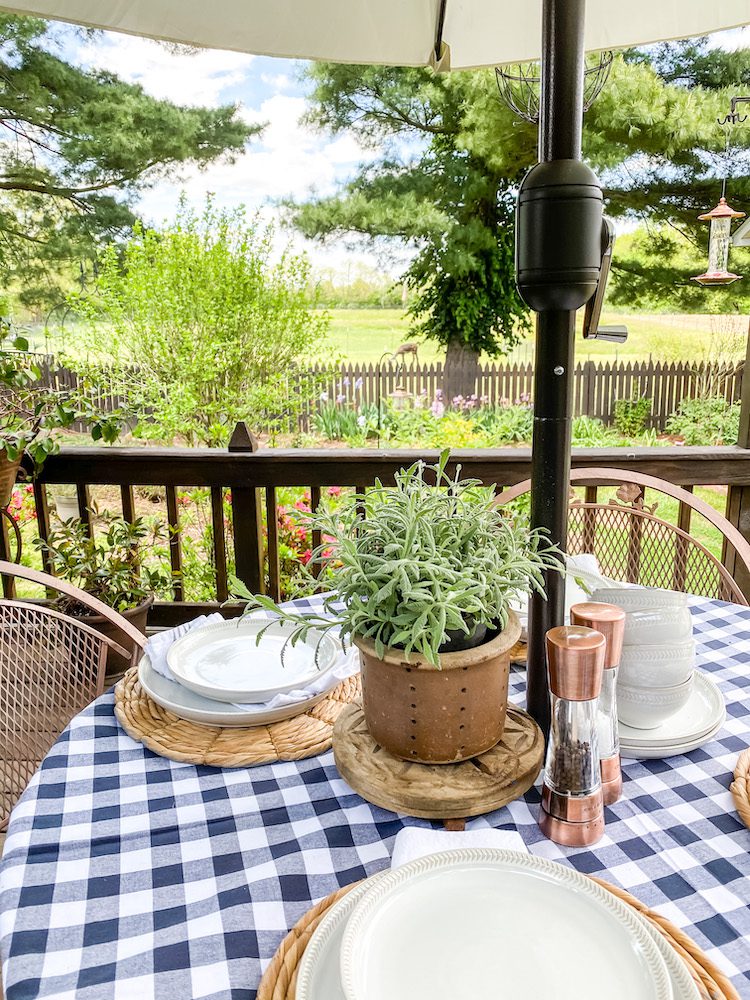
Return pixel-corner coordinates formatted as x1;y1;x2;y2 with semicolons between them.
293;42;750;384
464;40;750;310
0;15;257;308
69;198;330;446
289;65;533;397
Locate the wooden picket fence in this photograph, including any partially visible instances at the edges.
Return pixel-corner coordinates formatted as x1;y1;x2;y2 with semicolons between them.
298;358;744;432
18;354;744;434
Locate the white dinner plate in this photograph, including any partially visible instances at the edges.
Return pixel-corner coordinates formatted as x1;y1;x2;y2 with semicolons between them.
620;717;725;759
138;654;336;728
340;850;671;1000
166;619;339;703
297;865;698;1000
296;873;389;1000
618;671;725;747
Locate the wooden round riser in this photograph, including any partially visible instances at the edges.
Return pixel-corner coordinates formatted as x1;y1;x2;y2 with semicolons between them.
332;703;544;820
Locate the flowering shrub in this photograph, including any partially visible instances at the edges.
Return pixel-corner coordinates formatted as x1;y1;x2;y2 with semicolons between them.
7;484;37;524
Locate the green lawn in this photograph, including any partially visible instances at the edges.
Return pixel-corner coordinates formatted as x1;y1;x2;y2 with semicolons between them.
312;309;747;366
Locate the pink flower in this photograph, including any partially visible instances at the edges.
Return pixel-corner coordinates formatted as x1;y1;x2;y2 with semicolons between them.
328;486;342;497
431;399;445;418
300;549;312;565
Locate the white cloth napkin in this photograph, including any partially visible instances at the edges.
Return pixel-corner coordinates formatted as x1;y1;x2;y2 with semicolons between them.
390;826;528;868
145;614;359;712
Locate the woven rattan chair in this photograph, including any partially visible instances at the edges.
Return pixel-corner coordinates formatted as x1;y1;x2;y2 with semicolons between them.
497;468;750;606
0;562;147;831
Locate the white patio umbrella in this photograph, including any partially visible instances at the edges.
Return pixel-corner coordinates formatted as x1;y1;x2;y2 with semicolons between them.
1;1;748;68
4;0;749;733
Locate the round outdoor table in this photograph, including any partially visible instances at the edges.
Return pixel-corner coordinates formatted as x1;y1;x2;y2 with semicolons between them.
2;595;750;999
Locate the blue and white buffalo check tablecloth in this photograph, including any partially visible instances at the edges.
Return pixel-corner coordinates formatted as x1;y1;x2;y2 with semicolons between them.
2;596;750;999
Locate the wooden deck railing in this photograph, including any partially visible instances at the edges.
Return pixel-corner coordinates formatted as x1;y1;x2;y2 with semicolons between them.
8;429;750;625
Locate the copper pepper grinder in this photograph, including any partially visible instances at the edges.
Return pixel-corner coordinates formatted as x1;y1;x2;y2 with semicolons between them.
570;602;626;805
539;625;606;847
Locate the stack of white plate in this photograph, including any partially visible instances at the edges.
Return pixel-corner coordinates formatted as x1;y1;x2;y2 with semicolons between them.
138;619;344;728
296;849;700;1000
619;670;726;759
590;587;726;759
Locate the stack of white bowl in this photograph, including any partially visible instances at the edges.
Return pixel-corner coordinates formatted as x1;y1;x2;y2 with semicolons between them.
591;588;694;730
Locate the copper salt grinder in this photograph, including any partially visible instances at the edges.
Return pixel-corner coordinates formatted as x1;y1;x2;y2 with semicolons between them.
570;602;626;806
539;626;606;847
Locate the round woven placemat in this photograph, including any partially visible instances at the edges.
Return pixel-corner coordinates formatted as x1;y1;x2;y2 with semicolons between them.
114;666;362;767
257;875;738;1000
730;748;750;831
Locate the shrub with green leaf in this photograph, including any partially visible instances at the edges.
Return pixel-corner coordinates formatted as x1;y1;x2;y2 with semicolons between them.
614;397;652;437
666;397;740;446
235;451;561;666
35;513;172;614
68;197;329;447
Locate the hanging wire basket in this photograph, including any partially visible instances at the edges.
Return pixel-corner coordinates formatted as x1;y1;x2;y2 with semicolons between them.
496;51;614;124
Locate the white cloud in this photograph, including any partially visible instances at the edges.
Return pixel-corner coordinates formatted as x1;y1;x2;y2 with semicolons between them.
76;33;254;106
139;92;375;215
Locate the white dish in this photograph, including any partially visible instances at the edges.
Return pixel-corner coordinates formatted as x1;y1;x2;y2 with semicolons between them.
340;849;671;1000
167;619;339;703
618;675;694;730
620;716;724;759
591;586;688;612
138;654;334;727
640;911;701;999
622;607;694;648
296;873;389;1000
619;671;725;747
619;638;695;689
297;868;699;1000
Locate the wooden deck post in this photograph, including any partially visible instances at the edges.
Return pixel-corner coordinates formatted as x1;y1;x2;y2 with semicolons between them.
228;422;265;596
723;318;750;600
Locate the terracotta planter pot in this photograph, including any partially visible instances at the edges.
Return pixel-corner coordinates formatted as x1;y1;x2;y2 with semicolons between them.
0;453;22;508
85;596;153;684
354;609;521;764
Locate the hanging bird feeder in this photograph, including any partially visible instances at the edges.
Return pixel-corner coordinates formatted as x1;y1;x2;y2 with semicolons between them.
692;197;746;286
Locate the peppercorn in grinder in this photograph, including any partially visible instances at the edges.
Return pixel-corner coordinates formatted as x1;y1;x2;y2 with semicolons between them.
539;626;606;847
570;602;626;805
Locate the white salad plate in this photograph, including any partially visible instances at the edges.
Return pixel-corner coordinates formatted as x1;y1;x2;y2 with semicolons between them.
618;671;725;748
138;653;336;728
339;850;671;1000
166;619;339;703
620;717;725;759
297;863;698;1000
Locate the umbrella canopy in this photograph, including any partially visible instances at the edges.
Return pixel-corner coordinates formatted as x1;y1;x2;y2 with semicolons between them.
1;0;749;67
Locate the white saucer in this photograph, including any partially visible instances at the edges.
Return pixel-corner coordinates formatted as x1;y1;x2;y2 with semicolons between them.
167;619;339;703
138;654;335;728
620;716;724;759
618;671;725;747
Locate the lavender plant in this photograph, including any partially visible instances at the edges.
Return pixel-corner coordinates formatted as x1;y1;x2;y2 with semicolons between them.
234;451;561;666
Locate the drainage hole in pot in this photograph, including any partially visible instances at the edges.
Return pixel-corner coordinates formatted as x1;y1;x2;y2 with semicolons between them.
461;688;467;694
411;703;416;708
411;719;416;725
460;706;466;712
409;685;416;692
410;735;416;741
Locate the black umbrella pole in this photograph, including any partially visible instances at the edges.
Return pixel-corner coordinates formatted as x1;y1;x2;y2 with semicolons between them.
524;0;588;736
526;310;576;735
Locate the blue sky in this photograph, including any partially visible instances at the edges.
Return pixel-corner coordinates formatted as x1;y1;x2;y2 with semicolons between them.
60;23;750;282
67;29;400;278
